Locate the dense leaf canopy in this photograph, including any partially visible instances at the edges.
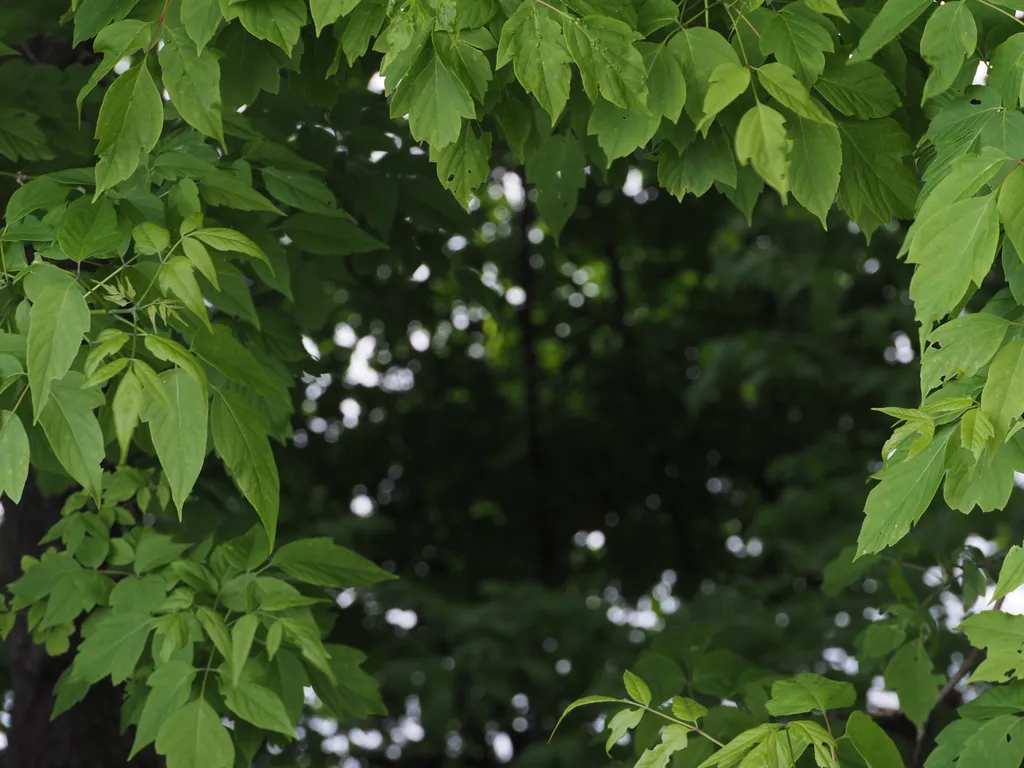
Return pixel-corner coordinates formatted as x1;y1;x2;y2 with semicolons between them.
3;0;1024;766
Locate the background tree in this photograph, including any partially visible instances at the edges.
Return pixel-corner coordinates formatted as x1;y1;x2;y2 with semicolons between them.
3;0;1024;767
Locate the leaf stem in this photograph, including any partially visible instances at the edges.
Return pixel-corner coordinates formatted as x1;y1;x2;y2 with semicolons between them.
636;704;726;747
973;0;1024;26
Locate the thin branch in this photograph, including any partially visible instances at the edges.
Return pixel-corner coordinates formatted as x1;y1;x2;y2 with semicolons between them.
911;596;1004;768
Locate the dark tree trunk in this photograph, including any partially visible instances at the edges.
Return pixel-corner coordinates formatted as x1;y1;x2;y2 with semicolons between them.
0;475;161;768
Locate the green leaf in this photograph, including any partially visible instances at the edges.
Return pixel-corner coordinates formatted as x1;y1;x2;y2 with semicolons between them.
735;104;791;196
311;0;358;35
496;2;571;121
765;673;855;716
133;222;170;255
144;369;208;517
989;34;1024;109
623;669;652;706
563;15;647;111
0;410;29;504
852;0;933;62
131;661;197;758
272;538;395;586
191;227;270;267
431;126;492;206
813;60;901;118
262;167;337;213
845;711;903;767
995;545;1024;601
94;61;163;196
856;425;954;556
919;1;976;103
43;571;109;633
552;695;622;735
235;0;306;54
181;237;218;287
181;0;223;53
72;612;153;685
526;132;586;241
39;374;105;499
960;610;1024;682
112;368;143;464
390;53;476;148
27;281;90;420
157;257;211;329
196;605;233;662
922;313;1010;394
958;714;1024;767
908;193;999;326
134;533;189;574
190;325;279;398
757;62;832;124
5;177;70;223
76;20;152;115
671;28;740;125
884;640;937;728
697;724;777;768
160;26;225;146
108;575;167;613
222;680;295;737
212;390;279;548
982;339;1024;440
999;167;1024;258
836;118;917;233
640;42;685;122
57;197;124;262
587;98;660;161
155;698;234;768
960;407;994;461
658;126;737;200
698;62;751;135
672;696;708;722
959;680;1024;718
604;707;643;753
231;614;259;687
856;622;907;660
759;6;833;84
789;116;841;226
0;109;53;162
200;170;282;213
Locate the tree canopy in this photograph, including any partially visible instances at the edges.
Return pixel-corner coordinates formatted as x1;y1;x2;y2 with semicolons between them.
2;0;1024;766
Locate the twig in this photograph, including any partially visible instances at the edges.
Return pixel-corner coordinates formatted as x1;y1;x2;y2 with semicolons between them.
911;596;1004;768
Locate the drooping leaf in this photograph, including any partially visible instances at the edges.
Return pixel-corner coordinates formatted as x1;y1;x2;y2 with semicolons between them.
0;410;29;503
788;116;841;226
144;369;208;517
851;0;933;63
211;390;279;547
496;2;572;121
72;612;153;685
813;60;901;118
160;26;225;146
155;698;234;768
94;61;163;195
235;0;306;54
131;661;197;758
765;673;855;716
759;6;834;84
884;640;937;728
919;1;977;103
27;281;90;420
856;425;954;555
271;538;395;587
39;374;105;499
735;104;791;196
